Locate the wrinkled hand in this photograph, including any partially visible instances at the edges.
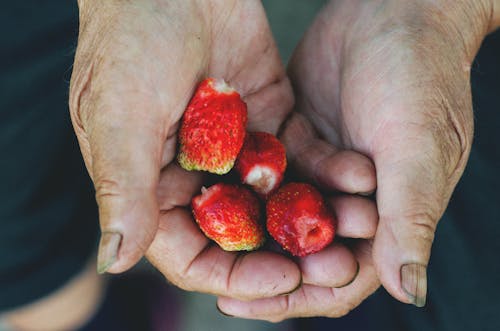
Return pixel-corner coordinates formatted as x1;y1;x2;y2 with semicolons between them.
69;0;303;299
218;0;497;319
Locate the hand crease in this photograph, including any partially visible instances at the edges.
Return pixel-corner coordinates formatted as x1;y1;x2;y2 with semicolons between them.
181;242;213;282
225;253;243;295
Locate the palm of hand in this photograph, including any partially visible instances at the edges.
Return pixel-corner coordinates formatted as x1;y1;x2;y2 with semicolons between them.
71;0;299;297
209;0;478;319
288;0;474;305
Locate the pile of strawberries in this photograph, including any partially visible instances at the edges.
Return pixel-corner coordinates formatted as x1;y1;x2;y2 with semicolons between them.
177;78;335;257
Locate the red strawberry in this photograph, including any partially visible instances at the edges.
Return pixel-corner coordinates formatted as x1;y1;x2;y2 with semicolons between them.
235;132;287;198
178;78;247;174
192;183;265;251
266;183;335;257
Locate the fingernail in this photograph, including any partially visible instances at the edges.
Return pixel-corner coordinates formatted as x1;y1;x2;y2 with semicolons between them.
216;303;234;318
335;260;360;288
401;263;427;307
97;232;122;274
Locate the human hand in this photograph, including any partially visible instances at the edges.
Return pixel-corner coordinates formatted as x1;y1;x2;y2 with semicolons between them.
216;112;380;320
69;0;303;299
217;0;498;319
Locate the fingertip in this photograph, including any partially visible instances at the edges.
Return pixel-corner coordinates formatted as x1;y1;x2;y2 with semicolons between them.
97;231;122;274
216;295;289;322
279;114;377;195
216;300;235;318
316;150;376;194
336;260;360;288
105;231;157;274
299;243;358;288
98;197;159;274
371;222;428;306
93;176;160;273
228;251;302;299
329;195;378;239
98;223;154;274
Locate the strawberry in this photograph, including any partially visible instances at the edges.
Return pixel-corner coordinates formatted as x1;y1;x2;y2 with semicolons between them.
266;183;335;257
235;132;287;198
178;78;247;174
192;183;265;251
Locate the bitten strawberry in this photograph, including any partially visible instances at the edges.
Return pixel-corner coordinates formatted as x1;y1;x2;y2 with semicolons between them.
192;183;264;251
266;183;335;257
235;132;287;198
178;78;247;174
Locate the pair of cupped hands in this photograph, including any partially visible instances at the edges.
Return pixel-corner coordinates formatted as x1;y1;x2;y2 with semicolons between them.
69;0;498;321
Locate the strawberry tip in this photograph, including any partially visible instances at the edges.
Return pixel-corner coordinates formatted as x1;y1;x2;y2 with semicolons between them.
212;78;236;94
244;165;278;194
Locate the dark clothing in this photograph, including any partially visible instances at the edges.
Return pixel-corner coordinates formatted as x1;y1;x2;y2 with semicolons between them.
0;2;98;311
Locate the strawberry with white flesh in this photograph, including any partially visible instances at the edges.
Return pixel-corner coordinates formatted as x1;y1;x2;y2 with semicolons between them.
235;131;287;198
178;78;247;174
192;183;265;251
266;182;335;257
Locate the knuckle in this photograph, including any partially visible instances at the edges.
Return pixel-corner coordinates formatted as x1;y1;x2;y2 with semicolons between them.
131;228;155;253
160;262;194;291
94;178;122;202
429;88;473;181
178;268;202;292
324;297;356;318
399;87;472;190
178;249;227;294
69;62;95;172
326;290;355;318
405;211;437;245
276;292;301;319
278;294;291;317
69;61;94;132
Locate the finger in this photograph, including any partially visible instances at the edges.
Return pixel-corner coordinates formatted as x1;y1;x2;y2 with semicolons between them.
217;240;380;321
296;194;379;288
243;77;294;134
371;118;471;307
329;195;378;239
280;113;376;194
78;87;167;274
299;243;358;288
157;163;205;211
146;208;302;300
160;122;180;168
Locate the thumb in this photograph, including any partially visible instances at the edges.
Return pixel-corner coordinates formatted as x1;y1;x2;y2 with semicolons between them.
72;85;166;274
371;118;471;307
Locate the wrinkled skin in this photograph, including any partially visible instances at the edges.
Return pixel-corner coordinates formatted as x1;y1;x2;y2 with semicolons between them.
71;0;499;321
217;0;496;320
70;0;376;304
